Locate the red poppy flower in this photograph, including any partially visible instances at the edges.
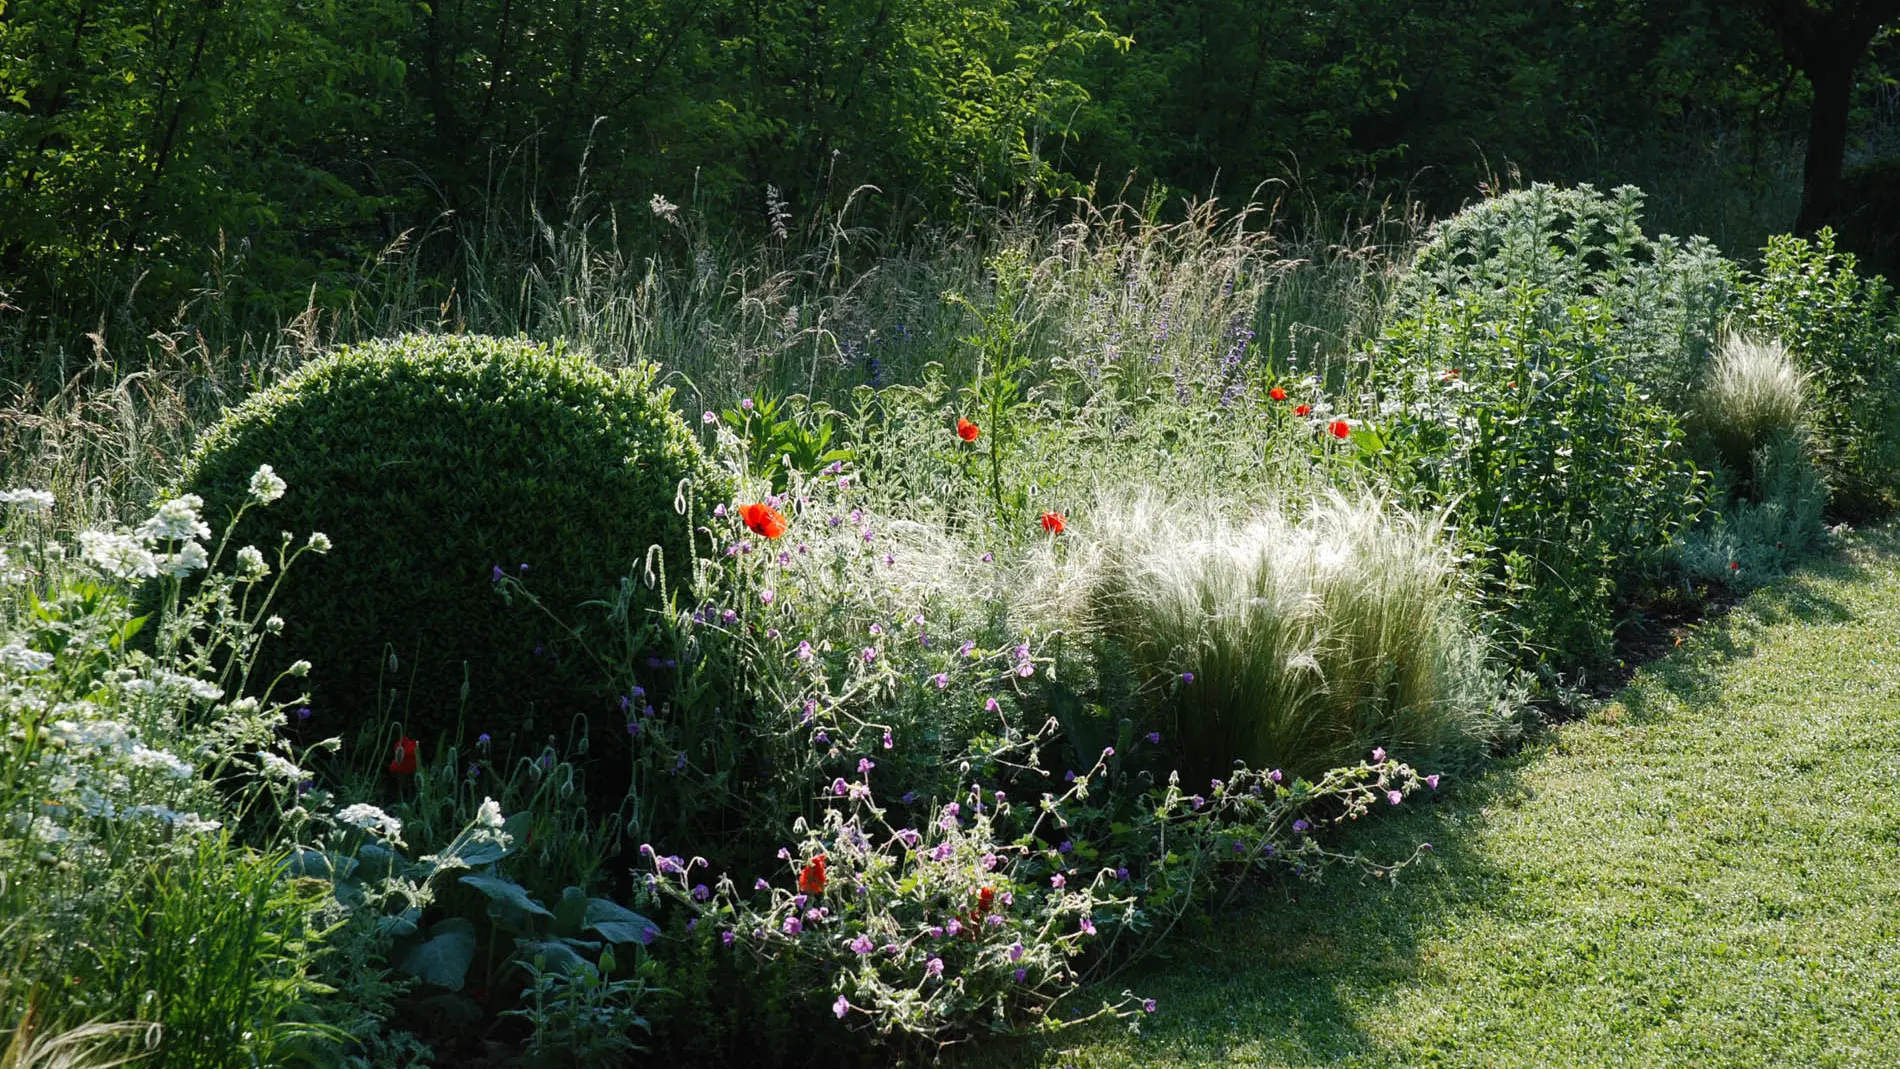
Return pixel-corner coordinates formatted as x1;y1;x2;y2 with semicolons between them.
388;735;419;775
956;417;980;442
798;854;828;894
974;886;996;917
740;502;789;539
1328;420;1350;440
1294;404;1311;416
1039;511;1066;535
1269;387;1287;401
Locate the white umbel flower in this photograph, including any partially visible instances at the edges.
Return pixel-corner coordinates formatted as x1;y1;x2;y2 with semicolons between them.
0;642;55;672
235;545;269;581
0;488;55;512
336;803;403;839
79;531;158;579
476;797;505;829
307;532;332;552
249;464;287;504
138;494;210;543
158;541;209;577
256;750;308;782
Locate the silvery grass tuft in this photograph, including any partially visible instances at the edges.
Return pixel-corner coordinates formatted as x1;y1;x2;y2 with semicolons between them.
1695;333;1808;475
1027;490;1517;781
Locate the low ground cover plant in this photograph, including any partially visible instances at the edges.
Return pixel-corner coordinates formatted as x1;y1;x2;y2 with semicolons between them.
3;183;1897;1067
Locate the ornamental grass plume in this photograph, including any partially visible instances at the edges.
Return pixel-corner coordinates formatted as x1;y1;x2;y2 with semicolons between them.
1029;489;1515;781
1694;333;1808;476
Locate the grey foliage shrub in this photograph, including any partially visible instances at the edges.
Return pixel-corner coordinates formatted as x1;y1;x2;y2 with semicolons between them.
1391;183;1739;401
178;333;725;754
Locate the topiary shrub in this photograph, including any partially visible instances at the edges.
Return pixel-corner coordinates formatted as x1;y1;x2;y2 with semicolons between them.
178;333;725;758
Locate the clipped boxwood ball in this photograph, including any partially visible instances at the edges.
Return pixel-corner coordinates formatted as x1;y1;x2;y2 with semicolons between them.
179;333;725;756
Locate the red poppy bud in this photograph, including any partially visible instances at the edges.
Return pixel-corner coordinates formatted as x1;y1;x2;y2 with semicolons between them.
1294;404;1311;416
956;417;980;442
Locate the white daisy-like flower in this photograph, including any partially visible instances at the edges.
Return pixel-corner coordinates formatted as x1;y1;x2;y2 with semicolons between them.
256;750;308;781
158;541;209;577
138;494;210;543
0;488;54;512
249;465;287;504
79;530;158;579
335;803;403;839
235;545;269;581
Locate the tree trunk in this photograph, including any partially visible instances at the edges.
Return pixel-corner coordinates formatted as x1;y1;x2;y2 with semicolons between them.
1796;51;1855;234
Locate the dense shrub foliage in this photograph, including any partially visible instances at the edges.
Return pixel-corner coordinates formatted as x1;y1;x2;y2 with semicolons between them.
1740;230;1900;518
177;334;724;763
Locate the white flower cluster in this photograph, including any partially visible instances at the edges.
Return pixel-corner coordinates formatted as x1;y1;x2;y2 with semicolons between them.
235;545;270;581
255;750;309;782
0;488;55;512
46;714;195;780
249;464;287;504
123;804;222;834
336;803;403;839
138;494;211;544
0;641;55;673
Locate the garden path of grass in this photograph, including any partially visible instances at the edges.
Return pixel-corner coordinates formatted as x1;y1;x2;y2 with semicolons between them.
970;524;1900;1069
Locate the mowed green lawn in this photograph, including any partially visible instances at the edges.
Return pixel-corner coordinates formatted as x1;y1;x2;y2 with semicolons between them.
970;525;1900;1069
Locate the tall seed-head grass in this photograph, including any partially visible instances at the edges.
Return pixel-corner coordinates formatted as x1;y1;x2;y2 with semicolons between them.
1031;490;1514;781
1695;333;1807;474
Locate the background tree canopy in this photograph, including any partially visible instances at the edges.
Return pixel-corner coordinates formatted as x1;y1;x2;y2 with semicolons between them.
1;0;1895;319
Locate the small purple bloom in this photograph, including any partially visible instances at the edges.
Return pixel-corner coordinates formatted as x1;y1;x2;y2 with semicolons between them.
1426;774;1441;789
858;757;876;774
1142;998;1157;1014
1372;746;1387;763
925;956;944;978
849;934;874;955
1050;874;1066;888
931;672;949;689
722;930;736;946
1180;671;1194;684
1013;967;1027;982
702;410;717;424
1058;840;1073;854
692;883;710;901
832;994;849;1018
755;877;770;890
784;916;804;935
985;697;1001;713
832;778;849;796
1145;731;1159;744
1079;916;1096;935
862;647;877;664
1387;790;1403;806
1009;942;1025;962
760;589;775;605
491;565;504;582
1115;866;1129;880
883;731;894;750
